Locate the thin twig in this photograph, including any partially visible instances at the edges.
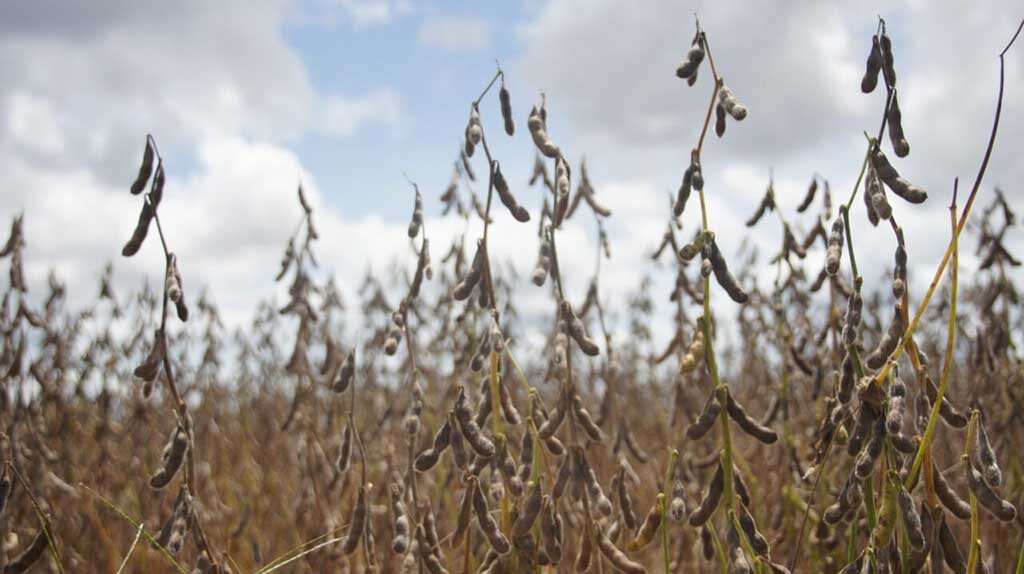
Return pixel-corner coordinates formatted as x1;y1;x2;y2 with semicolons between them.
115;522;146;574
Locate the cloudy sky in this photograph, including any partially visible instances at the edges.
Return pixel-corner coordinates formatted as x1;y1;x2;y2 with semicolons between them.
1;0;1021;338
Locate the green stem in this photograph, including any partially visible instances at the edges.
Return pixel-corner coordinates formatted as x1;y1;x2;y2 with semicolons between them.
905;198;959;489
697;180;741;573
847;521;858;565
897;507;911;574
840;205;860;282
708;523;729;574
862;478;878;535
845;141;873;211
1015;535;1024;574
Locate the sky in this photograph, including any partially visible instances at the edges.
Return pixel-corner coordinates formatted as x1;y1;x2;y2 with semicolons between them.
1;0;1021;343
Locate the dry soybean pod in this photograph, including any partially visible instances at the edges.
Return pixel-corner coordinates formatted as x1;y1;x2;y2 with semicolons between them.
718;83;749;120
575;522;594;572
496;437;523;497
4;526;50;574
527;105;560;159
334;349;355;393
561;301;600;356
121;202;154;257
674;166;693;218
492;161;530;223
675;29;708;79
700;525;715;561
854;415;886;480
733;467;751;507
552;450;573;500
865;305;903;369
167;254;188;321
450;481;474;549
538;392;567;440
825;214;845;276
745;185;775;227
879;30;897;87
797;177;818;213
512;479;543;537
892;226;908;299
938;516;966;573
885;372;907;434
689;149;704;191
687;390;722;440
627;495;662;551
134;329;165;382
704;235;748;304
897;483;926;550
475;377;493;428
130;137;155;195
678;328;706;374
841;277;863;346
966;464;1016;522
499;78;514;136
417;525;449;574
464;103;482;157
337;422;353;472
846;404;876;456
865;174;881;226
470;330;492;373
925;375;968;428
689;462;724;527
597;528;647;574
737;503;770;556
540;496;563;564
0;468;10;516
676;33;705;80
461;416;495;459
150;423;188;489
453;240;485;301
342;485;367;555
149;163;165;209
571;393;604;442
931;460;971;521
824;476;861;525
616;467;638;530
870;146;927;204
929;507;946;571
391;484;411;553
725;391;778;444
715;102;727;138
887;89;910;157
497;376;521;426
973;418;1002;487
620;424;650;463
861;33;883;93
414;419;451;472
153;486;188;550
408;187;423;238
472;475;511;554
583;462;613;517
726;524;753;574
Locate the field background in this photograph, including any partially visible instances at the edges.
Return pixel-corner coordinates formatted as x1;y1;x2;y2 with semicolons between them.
1;2;1023;573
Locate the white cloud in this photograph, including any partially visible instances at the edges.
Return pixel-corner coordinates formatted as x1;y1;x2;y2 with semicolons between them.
0;0;405;194
315;0;414;28
6;92;65;157
0;0;1021;363
0;0;410;329
512;0;1024;316
417;15;491;51
320;88;403;137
